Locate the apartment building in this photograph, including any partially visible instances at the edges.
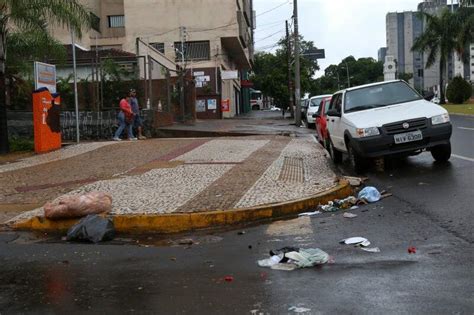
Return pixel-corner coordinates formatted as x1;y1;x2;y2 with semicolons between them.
51;0;255;119
384;0;472;94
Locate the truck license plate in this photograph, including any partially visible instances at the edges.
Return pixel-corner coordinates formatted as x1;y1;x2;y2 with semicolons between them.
394;130;423;144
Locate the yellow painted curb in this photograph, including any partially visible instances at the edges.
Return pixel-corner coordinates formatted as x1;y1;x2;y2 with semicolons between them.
9;180;352;234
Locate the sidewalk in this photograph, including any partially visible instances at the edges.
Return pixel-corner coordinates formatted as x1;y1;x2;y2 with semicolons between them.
1;111;353;232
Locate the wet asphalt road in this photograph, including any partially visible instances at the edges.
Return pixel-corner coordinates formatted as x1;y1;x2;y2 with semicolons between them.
0;113;473;314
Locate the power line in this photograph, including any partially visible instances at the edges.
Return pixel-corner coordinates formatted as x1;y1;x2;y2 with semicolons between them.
255;29;285;43
256;1;290;17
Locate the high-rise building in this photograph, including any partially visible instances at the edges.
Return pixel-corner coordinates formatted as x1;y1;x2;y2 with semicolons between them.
386;0;473;94
378;47;387;63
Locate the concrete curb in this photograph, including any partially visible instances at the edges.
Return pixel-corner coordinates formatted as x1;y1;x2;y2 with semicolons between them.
8;180;352;234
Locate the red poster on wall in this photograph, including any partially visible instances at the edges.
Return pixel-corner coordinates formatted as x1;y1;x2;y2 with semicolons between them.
221;99;230;112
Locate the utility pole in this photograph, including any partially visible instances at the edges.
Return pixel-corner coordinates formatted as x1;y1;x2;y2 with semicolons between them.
344;61;350;88
293;0;301;126
179;26;186;122
286;20;294;118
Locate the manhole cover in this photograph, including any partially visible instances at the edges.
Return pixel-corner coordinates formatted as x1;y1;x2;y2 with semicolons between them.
278;157;304;183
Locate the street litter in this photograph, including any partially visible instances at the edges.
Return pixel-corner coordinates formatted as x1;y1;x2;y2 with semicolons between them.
350;205;359;210
258;247;329;270
317;196;357;212
44;191;112;219
357;186;381;203
344;176;368;186
343;212;358;218
288;306;311;313
224;275;234;282
339;237;370;247
408;246;417;254
298;211;321;217
361;247;381;253
66;214;115;243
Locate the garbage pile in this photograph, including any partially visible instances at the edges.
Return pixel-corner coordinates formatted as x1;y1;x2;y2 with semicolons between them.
258;246;331;271
66;214;115;243
42;191;116;243
44;191;112;219
316;186;391;213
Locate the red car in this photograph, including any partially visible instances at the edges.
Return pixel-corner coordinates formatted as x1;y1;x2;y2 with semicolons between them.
315;96;332;147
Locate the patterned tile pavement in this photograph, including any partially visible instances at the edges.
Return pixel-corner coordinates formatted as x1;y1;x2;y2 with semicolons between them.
4;136;337;224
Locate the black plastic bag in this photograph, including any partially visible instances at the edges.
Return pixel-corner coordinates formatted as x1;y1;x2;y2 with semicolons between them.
66;214;115;243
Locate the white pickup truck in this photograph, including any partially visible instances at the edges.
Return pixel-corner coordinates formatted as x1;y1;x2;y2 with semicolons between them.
326;80;452;173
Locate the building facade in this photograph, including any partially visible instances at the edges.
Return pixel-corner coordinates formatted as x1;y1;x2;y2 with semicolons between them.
385;0;473;94
51;0;255;119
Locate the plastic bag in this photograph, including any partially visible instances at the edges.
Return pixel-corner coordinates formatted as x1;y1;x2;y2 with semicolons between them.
44;191;112;219
66;214;115;243
357;186;381;203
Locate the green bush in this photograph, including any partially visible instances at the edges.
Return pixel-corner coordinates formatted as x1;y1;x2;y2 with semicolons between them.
9;137;34;152
446;76;472;104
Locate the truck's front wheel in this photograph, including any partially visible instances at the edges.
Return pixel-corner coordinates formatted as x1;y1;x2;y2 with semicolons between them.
431;142;451;162
347;143;366;174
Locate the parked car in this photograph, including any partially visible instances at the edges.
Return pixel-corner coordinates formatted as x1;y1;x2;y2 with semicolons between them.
306;94;331;128
314;96;332;145
326;80;452;173
270;105;281;111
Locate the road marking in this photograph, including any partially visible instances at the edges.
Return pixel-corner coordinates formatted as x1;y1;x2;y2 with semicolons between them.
452;154;474;162
458;127;474;131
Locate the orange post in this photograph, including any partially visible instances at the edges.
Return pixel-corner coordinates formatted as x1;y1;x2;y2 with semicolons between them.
32;88;62;153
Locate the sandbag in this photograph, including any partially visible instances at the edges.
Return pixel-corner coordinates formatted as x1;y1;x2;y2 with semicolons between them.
44;191;112;219
66;214;115;243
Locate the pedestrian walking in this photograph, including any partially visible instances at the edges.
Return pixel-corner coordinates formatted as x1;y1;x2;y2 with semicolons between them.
113;92;136;141
129;89;146;140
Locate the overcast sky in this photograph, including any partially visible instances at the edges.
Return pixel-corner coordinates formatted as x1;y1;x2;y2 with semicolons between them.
253;0;424;77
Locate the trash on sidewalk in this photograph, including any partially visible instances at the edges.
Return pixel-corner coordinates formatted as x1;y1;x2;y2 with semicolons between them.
408;246;417;254
66;214;115;243
339;237;370;247
344;176;368;186
44;191;112;219
258;247;330;270
298;211;321;217
357;186;381;203
224;275;234;282
343;212;358;218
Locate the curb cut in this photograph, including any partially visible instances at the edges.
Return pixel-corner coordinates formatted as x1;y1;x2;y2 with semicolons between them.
8;180;353;234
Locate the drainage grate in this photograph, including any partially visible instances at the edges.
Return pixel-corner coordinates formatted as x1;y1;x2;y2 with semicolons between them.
278;157;304;183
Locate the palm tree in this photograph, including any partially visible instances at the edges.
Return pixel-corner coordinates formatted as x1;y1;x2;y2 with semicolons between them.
412;8;472;104
0;0;91;154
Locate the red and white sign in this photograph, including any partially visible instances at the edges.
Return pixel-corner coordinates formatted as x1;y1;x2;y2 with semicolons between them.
221;99;230;112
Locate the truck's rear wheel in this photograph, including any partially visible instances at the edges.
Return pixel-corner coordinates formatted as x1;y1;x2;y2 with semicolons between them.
431;142;451;162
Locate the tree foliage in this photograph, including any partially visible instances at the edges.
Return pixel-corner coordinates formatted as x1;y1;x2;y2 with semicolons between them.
251;35;319;108
310;56;383;95
0;0;92;153
446;76;472;104
412;7;474;104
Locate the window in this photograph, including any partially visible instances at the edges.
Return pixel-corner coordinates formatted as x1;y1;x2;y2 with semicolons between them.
150;42;165;54
108;15;124;28
174;41;210;61
329;94;342;113
90;12;100;32
418;69;424;77
344;81;421;113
